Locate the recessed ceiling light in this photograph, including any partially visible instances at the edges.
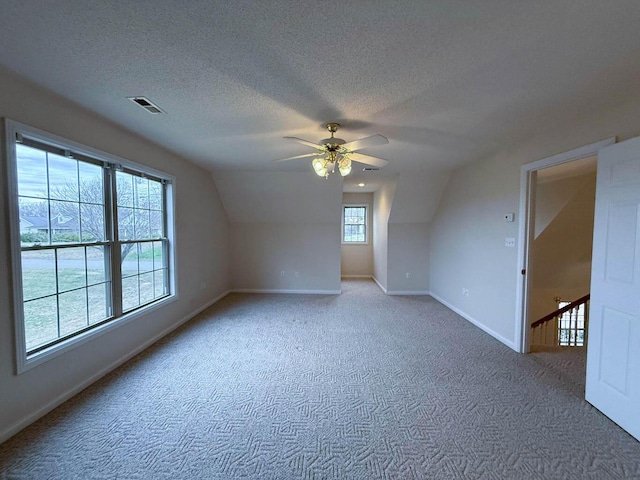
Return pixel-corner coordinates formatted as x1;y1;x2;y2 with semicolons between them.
358;183;366;187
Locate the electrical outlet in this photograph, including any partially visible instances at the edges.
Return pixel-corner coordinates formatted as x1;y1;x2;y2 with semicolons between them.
504;237;515;248
406;272;411;279
462;288;469;296
280;271;285;277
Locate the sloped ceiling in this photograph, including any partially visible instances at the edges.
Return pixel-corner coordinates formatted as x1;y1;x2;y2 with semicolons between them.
0;1;639;190
388;171;451;224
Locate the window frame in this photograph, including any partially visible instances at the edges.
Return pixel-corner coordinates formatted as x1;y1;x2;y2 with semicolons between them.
341;204;368;245
5;119;177;374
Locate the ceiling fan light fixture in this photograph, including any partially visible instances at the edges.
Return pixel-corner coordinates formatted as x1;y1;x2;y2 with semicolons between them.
338;157;352;176
312;157;329;178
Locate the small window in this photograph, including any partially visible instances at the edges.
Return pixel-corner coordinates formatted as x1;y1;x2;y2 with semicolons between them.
557;301;586;347
342;205;367;244
6;120;175;372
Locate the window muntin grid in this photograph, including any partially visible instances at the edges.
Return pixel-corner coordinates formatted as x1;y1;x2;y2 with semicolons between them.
343;206;367;243
13;135;171;357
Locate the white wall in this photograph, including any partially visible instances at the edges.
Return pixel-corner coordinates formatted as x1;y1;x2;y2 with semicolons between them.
231;223;340;292
341;192;373;277
214;171;342;293
430;94;640;350
387;223;430;293
0;67;230;441
372;179;396;290
383;171;449;293
534;174;590;238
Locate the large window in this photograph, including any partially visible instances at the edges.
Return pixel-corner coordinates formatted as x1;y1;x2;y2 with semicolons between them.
342;205;368;244
6;120;174;371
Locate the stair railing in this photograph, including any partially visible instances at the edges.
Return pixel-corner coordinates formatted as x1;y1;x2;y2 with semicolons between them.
531;294;590;347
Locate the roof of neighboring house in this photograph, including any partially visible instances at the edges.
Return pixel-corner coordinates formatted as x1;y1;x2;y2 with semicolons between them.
20;215;78;230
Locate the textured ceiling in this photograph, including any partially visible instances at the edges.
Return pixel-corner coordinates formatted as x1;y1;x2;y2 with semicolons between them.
1;1;640;188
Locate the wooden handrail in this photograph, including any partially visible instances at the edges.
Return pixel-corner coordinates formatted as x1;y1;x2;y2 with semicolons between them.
531;294;590;328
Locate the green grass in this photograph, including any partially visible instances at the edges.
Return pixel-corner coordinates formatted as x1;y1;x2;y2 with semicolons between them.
21;268;166;351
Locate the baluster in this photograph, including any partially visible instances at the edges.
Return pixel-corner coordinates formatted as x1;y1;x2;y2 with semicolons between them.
546;320;551;346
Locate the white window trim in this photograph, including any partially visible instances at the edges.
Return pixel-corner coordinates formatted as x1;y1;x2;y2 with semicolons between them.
4;119;178;374
341;204;369;245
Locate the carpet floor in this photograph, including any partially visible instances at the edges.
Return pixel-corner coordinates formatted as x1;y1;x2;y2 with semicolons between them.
1;279;638;479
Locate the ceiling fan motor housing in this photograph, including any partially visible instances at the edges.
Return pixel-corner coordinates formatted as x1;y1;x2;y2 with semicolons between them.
320;122;346;150
320;137;346;150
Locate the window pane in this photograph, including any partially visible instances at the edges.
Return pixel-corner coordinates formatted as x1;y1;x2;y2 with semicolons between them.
149;180;162;210
122;244;139;278
16;145;48;198
87;246;107;285
21;250;56;301
154;269;166;298
153;241;165;270
88;283;109;324
150;210;163;239
116;171;134;207
139;272;154;304
48;154;79;202
19;198;50;246
78;161;103;204
118;206;135;241
24;296;58;351
138;243;154;273
122;276;139;312
59;289;88;336
135;209;150;239
50;200;80;244
57;247;87;292
134;177;149;209
81;203;105;242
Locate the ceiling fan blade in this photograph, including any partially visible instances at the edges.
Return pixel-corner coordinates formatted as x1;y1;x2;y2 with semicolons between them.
341;134;389;151
348;152;388;168
273;152;322;163
283;136;321;150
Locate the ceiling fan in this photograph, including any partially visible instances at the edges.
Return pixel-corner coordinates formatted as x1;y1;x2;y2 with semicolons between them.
274;123;388;178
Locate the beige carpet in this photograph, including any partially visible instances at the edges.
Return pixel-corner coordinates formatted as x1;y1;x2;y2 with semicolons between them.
1;279;638;479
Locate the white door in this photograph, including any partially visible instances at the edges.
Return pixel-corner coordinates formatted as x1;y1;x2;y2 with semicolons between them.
586;137;640;440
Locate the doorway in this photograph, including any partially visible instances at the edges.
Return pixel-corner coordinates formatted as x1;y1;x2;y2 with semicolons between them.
515;138;615;354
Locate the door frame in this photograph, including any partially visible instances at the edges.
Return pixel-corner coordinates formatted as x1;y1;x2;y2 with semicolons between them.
514;137;615;353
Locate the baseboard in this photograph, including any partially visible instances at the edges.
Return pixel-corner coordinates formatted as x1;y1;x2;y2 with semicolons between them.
386;290;431;295
231;288;341;295
340;275;373;279
371;277;428;296
372;276;387;294
429;291;518;352
0;289;231;444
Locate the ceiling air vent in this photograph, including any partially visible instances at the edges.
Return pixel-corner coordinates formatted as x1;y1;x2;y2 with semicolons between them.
363;167;380;171
127;96;165;114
